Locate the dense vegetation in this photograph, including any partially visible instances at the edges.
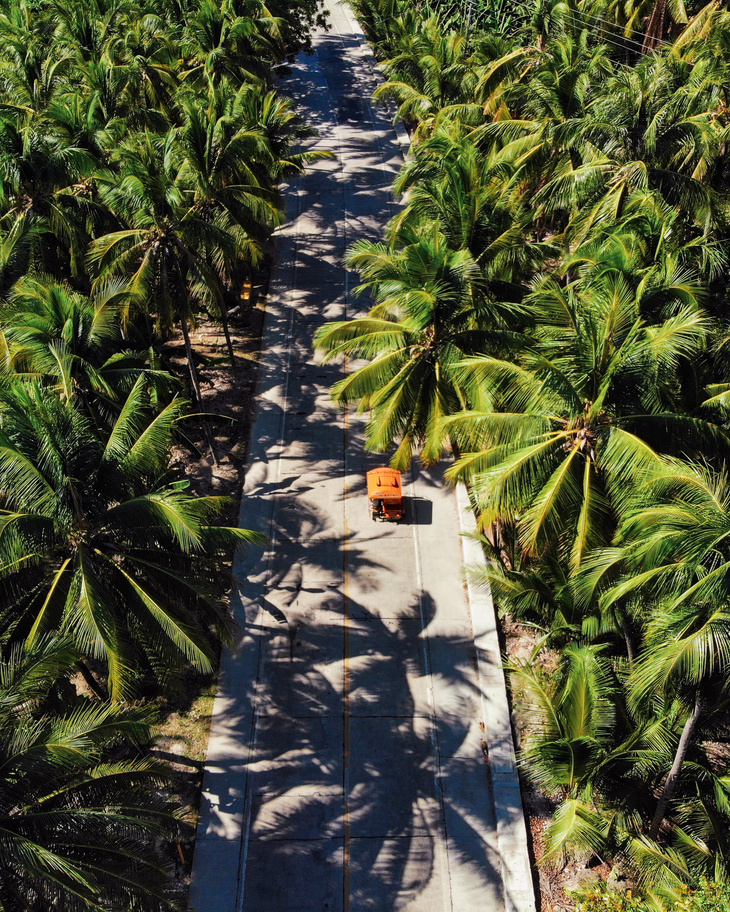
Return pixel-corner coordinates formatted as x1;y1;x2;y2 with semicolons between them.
0;0;325;906
315;0;730;906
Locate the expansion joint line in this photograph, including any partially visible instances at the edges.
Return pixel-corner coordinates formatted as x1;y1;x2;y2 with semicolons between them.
343;397;351;912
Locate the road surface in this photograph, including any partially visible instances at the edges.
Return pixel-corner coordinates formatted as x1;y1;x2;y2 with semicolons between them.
189;4;531;910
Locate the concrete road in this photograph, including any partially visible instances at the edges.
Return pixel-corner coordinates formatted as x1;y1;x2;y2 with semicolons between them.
188;4;521;910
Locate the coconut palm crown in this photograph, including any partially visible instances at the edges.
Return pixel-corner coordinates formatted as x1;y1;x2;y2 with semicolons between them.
0;380;264;698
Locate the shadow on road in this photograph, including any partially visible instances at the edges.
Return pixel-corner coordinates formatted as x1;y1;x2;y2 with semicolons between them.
227;473;506;910
404;497;432;525
192;17;513;912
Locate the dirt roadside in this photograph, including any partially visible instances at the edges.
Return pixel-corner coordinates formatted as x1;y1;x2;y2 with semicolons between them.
151;295;268;895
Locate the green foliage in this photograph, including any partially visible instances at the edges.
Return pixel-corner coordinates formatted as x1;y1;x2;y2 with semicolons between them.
0;0;324;903
676;881;730;912
420;0;535;37
0;636;185;912
573;880;730;912
316;225;506;467
334;0;730;897
0;380;265;699
572;882;649;912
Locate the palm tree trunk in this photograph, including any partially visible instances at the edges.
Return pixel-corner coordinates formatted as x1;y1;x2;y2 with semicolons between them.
648;692;703;839
180;317;203;406
180;317;218;465
76;661;107;700
220;300;236;369
642;0;667;54
620;614;637;665
623;627;637;665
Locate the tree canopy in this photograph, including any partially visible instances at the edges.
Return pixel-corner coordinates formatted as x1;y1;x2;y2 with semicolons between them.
319;0;730;903
0;0;324;905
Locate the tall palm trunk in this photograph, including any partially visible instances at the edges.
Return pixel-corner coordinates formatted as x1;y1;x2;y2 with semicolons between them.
181;316;218;465
219;285;238;368
648;692;703;839
620;613;638;665
76;660;107;700
642;0;667;54
220;302;236;367
180;316;203;406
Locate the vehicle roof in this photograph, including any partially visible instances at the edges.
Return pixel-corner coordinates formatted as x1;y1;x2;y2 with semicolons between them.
366;467;402;499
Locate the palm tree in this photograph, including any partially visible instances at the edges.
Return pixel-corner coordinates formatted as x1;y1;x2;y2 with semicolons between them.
579;0;688;54
89;130;240;404
629;599;730;840
0;380;264;698
228;81;328;183
0;635;185;912
176;88;281;238
175;82;329;360
444;247;721;567
104;15;180;123
0;274;177;421
595;460;730;606
373;17;479;139
470;31;612;236
43;92;119;171
346;0;420;51
536;50;730;243
261;0;328;58
180;0;283;87
0;2;66;113
511;641;673;860
388;127;552;295
0;210;43;298
593;462;730;838
469;548;610;645
514;634;730;888
0;113;100;278
314;225;517;468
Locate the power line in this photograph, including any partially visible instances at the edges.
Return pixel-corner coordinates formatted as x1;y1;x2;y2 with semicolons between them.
359;2;670;53
562;8;676;56
351;0;678;59
561;11;649;52
572;7;656;41
569;8;675;53
560;9;654;50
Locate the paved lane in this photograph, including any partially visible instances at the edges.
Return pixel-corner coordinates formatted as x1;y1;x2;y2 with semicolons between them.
189;4;509;910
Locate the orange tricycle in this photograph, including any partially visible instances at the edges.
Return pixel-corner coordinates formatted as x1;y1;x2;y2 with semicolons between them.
366;467;405;521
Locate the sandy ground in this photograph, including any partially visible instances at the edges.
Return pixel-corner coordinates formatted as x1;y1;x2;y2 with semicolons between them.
154;298;268;896
164;300;267;509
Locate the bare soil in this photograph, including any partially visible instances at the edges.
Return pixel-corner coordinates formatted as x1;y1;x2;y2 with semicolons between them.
150;292;269;894
502;615;582;912
164;298;268;508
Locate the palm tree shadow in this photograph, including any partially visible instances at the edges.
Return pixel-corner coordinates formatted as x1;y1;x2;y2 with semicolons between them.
212;26;502;909
234;585;503;911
